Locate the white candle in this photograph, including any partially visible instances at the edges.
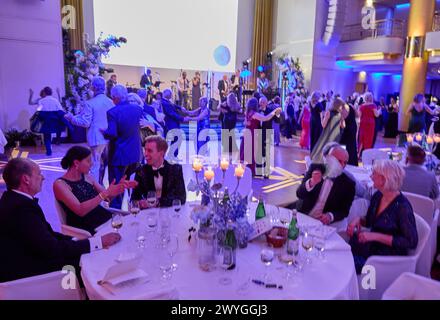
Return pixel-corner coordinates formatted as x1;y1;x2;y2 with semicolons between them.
235;166;245;178
192;159;203;172
204;168;215;181
220;158;229;171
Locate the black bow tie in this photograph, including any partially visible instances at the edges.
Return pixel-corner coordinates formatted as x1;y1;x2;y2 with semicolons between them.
153;167;165;178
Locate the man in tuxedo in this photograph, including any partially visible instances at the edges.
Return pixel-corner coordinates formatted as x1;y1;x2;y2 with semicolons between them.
177;71;190;108
0;158;120;283
218;74;229;102
103;85;143;209
140;69;154;104
230;70;243;102
65;76;114;184
131;135;186;208
162;89;189;160
106;74;117;98
295;145;355;225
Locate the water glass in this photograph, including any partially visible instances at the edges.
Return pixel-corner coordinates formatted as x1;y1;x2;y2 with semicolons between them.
314;235;326;260
301;228;314;264
217;246;233;285
146;210;158;232
260;249;274;282
168;234;179;271
136;226;146;249
158;249;173;281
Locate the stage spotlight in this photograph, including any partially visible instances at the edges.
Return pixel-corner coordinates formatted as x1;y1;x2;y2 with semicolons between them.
266;51;273;59
257;65;264;72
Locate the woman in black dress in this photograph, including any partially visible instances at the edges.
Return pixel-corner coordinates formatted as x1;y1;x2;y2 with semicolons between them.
384;97;399;138
309;92;324;152
53;146;137;234
340;99;359;166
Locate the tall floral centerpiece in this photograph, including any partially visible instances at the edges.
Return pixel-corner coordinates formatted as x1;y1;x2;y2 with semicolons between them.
188;157;253;271
406;132;440;171
63;34;127;115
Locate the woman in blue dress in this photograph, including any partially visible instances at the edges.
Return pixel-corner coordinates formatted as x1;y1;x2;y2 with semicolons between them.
407;93;438;133
186;97;211;155
347;160;418;274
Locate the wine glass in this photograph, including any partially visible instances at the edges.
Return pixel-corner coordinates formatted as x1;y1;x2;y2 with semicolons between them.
147;191;157;208
111;212;123;233
167;234;179;271
314;226;326;260
146;210;158;232
217;246;233;285
279;209;291;228
136;226;146;249
301;228;314;264
269;205;280;226
172;199;182;218
128;200;141;226
260;249;274;283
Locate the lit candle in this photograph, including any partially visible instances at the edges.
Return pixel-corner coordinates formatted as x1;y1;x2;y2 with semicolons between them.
220;158;229;171
434;135;440;143
234;165;245;178
407;134;414;143
204;167;215;181
427;136;434;145
415;133;423;142
192;158;203;172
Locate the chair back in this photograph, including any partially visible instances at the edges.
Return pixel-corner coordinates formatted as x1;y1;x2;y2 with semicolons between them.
382;272;440;300
54;200;67;225
402;192;434;225
361;149;389;167
0;271;82;300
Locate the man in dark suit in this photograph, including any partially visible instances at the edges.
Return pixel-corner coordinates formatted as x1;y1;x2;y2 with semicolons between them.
161;89;189;160
0;158;120;283
218;75;229;102
131;135;186;208
296;146;355;225
103;85;143;209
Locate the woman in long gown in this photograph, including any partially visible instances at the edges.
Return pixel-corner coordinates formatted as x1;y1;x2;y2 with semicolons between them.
191;72;202;109
340;102;359;166
309;92;324;152
407;93;438;134
311;97;346;162
299;102;311;149
384;97;399;138
358;92;381;158
240;98;281;176
186;97;210;155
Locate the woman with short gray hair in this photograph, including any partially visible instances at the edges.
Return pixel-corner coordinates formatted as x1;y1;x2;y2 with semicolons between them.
347;159;418;274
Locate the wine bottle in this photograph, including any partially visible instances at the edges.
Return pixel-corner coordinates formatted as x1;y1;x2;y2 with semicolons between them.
255;195;266;220
287;210;299;256
223;221;237;270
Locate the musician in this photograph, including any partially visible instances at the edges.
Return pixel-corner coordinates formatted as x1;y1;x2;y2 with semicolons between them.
177;71;190;108
230;70;243;102
218;74;229;102
256;72;269;94
140;69;154;104
106;74;117;98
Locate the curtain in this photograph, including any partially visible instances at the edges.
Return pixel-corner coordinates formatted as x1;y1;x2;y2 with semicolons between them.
61;0;84;51
251;0;274;89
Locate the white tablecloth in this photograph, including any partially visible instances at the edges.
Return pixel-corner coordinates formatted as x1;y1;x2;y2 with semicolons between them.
80;204;359;300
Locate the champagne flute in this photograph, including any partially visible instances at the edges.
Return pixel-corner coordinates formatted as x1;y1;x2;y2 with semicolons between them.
111;212;123;233
147;191;157;208
172;199;182;218
146;210;158;232
217;246;233;285
167;234;179;271
129;200;141;226
260;249;274;283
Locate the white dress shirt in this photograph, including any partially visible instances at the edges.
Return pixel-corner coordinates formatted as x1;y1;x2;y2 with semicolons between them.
152;163;165;198
12;190;102;251
37;96;64;112
305;179;335;222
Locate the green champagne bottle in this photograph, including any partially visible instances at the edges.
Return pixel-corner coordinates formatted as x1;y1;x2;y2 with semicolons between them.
223;220;237;270
287;210;299;256
255;195;266;220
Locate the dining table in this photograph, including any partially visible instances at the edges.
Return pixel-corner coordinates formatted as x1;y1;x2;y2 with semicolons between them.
80;202;359;300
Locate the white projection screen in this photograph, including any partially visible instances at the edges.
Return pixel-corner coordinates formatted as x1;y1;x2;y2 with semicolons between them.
93;0;239;72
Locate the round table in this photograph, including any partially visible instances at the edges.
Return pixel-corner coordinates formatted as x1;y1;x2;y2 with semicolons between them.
80;204;359;300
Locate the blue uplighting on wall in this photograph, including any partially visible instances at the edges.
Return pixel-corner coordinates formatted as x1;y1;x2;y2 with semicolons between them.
336;61;352;69
395;3;410;9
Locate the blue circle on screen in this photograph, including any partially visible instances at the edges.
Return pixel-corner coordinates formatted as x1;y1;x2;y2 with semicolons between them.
214;45;231;66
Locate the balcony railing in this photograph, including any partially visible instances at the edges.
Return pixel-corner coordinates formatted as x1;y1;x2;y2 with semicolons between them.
341;19;405;42
433;12;440;32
